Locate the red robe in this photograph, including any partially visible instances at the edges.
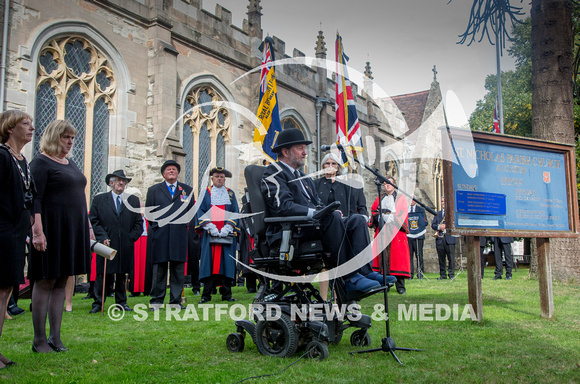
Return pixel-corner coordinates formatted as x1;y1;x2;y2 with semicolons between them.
370;194;411;278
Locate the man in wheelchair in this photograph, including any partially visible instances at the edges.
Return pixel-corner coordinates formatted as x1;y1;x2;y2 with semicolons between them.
260;128;386;299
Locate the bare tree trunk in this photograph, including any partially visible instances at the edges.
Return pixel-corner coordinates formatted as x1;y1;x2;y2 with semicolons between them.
531;0;579;281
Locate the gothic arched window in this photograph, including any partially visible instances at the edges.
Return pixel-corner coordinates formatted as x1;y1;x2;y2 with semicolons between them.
182;86;231;195
34;36;116;202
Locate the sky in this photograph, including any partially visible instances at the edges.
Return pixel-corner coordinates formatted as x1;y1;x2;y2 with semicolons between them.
203;0;531;119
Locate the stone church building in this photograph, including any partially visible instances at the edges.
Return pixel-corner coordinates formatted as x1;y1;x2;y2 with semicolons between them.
1;0;450;272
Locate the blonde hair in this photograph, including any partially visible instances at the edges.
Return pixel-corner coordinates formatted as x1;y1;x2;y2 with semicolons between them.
39;120;77;156
0;110;33;144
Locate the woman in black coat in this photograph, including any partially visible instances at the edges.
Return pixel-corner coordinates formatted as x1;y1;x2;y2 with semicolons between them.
0;110;35;368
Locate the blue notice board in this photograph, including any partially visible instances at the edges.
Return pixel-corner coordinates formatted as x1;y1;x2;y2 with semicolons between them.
451;137;570;232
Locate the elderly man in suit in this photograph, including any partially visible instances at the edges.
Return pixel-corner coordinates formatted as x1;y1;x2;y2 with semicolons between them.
89;170;144;313
493;237;514;280
431;197;457;280
146;160;194;310
260;128;381;298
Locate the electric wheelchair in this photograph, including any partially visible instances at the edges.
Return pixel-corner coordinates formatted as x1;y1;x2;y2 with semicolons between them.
226;165;388;360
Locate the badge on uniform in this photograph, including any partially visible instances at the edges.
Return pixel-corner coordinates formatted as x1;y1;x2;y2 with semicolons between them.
180;187;188;202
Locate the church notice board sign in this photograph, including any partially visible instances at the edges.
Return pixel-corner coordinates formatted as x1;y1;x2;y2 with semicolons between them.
442;129;579;238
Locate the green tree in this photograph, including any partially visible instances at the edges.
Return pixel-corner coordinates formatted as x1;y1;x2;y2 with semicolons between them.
469;18;532;136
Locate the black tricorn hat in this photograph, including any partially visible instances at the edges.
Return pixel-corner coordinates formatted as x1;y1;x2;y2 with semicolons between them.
271;128;312;153
105;170;132;185
210;167;232;178
161;159;181;175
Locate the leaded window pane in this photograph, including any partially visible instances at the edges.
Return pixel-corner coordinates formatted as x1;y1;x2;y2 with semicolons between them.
283;118;297;130
34;82;57;156
198;124;210;194
183;122;193;187
216;134;225;168
64;40;91;77
90;98;110;201
217;111;225;126
96;70;111;92
39;51;58;75
198;90;213;115
64;83;86;169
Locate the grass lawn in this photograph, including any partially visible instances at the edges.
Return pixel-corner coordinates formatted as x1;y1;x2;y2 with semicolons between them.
1;267;579;383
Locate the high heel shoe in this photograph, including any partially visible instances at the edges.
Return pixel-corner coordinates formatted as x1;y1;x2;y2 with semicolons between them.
32;343;53;353
47;338;68;352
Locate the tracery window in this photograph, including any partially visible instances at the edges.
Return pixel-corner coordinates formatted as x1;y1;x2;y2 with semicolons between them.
433;158;444;210
34;36;116;202
182;86;230;195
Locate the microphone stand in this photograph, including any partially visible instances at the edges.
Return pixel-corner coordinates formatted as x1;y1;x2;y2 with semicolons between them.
342;155;424;364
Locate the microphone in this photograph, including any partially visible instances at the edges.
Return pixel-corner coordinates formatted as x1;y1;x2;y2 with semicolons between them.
320;144;345;152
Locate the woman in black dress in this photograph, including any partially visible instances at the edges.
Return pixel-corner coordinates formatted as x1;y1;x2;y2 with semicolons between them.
0;110;35;368
30;120;94;353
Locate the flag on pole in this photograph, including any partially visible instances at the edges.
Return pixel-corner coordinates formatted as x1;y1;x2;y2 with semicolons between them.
253;37;283;162
493;97;500;133
335;32;363;167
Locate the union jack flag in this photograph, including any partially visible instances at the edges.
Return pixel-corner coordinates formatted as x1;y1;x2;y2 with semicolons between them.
335;33;363;167
254;37;282;162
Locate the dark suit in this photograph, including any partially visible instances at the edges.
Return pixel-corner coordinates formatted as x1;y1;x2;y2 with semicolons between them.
89;192;143;309
493;237;514;278
431;209;456;279
145;181;194;305
313;177;368;218
261;162;367;279
479;236;489;278
407;205;427;278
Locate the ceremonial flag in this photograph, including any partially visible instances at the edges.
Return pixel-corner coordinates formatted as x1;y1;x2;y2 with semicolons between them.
493;97;500;133
335;32;363;167
254;37;282;162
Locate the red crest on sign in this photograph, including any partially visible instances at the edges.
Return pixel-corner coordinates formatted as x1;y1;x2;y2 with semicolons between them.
543;171;551;184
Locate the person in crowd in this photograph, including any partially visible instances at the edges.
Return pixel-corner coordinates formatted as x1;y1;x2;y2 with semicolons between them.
260;128;381;298
369;176;411;294
88;170;143;313
314;152;376;299
480;236;489;278
0;110;35;367
128;217;148;297
30;119;94;353
146;160;193;310
431;197;456;280
493;237;514;280
196;167;239;303
187;224;202;296
407;198;428;279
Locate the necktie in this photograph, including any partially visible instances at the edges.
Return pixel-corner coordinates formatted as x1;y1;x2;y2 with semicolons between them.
170;184;175;197
294;170;310;199
116;195;121;215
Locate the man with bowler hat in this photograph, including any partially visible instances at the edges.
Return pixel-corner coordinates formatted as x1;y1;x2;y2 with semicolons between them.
146;160;194;310
89;170;144;313
260;128;382;299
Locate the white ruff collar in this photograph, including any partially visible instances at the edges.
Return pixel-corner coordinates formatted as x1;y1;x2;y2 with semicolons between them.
211;186;230;205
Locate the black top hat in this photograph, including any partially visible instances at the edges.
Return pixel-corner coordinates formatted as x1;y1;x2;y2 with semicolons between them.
105;170;132;185
210;167;232;178
271;128;312;153
161;160;181;174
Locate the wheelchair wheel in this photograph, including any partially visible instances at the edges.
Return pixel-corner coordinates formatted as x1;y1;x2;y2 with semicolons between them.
226;333;245;352
254;313;298;357
306;340;329;361
350;329;371;347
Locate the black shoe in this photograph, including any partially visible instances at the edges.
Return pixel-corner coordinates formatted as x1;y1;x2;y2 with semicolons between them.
437;276;447;280
192;290;200;295
198;298;211;304
222;298;238;302
397;288;406;295
108;293;114;298
506;276;512;280
120;304;133;311
211;288;217;295
81;294;94;300
493;276;502;280
47;338;68;352
7;305;25;316
128;293;141;297
89;307;101;314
